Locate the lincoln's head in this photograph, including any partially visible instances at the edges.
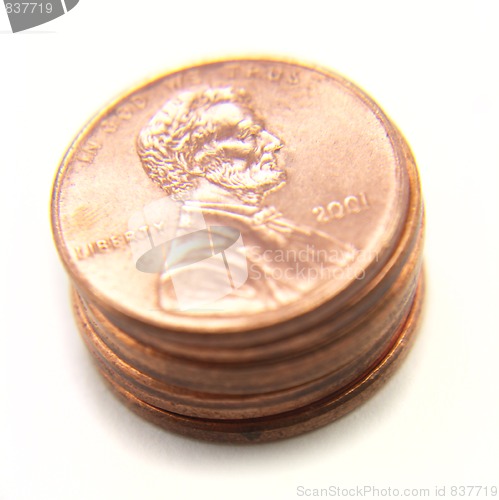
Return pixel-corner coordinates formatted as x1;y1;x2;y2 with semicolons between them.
137;87;285;205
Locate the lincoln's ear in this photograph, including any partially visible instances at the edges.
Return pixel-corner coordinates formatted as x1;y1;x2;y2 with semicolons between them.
191;148;219;175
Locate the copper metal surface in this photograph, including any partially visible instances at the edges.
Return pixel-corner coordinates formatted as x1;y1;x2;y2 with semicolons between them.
74;275;424;443
51;58;425;443
52;59;410;333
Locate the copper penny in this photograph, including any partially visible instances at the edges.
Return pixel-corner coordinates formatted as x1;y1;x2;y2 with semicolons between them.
51;58;425;442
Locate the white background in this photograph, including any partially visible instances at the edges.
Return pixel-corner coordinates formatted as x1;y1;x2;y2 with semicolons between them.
1;1;498;499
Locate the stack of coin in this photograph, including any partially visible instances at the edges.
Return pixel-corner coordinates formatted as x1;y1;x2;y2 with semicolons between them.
51;59;425;443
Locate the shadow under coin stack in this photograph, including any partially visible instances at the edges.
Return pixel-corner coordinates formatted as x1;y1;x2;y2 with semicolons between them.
51;59;425;443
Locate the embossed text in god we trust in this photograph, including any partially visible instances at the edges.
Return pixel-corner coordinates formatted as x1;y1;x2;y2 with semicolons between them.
162;64;301;93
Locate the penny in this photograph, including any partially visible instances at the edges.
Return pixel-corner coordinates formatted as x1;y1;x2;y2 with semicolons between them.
52;59;410;333
51;58;425;442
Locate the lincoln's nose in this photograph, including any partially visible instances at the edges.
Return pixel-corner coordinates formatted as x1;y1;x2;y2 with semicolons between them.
259;131;283;152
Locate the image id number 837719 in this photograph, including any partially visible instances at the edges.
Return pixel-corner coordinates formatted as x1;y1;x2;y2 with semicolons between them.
5;2;53;14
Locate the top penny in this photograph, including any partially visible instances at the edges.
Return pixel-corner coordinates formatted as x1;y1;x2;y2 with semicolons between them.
51;59;411;333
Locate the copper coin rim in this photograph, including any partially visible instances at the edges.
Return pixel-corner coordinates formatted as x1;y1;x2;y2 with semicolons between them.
84;272;425;443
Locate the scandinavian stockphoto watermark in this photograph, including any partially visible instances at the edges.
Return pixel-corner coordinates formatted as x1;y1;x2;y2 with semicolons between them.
127;194;375;312
3;0;79;32
127;195;248;311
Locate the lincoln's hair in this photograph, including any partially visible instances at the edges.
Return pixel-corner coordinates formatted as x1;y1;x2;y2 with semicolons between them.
137;87;251;197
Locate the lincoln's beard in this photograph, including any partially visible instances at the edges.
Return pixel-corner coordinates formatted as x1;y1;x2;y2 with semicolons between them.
203;154;286;205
